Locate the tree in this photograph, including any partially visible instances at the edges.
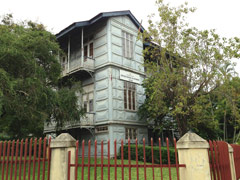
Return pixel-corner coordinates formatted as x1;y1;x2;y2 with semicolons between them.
213;77;240;143
139;0;240;138
0;15;84;139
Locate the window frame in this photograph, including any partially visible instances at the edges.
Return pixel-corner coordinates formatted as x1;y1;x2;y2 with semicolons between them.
125;127;137;140
122;31;133;59
83;40;94;60
124;81;137;111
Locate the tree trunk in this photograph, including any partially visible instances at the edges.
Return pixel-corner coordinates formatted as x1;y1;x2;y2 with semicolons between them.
177;116;188;137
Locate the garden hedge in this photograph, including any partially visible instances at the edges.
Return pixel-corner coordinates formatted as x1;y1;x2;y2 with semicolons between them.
118;144;176;164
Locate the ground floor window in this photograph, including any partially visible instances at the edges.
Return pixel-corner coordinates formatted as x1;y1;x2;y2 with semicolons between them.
95;126;108;133
125;128;137;140
124;81;136;111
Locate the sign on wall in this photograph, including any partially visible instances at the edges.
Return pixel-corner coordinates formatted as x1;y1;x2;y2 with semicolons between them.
120;69;141;84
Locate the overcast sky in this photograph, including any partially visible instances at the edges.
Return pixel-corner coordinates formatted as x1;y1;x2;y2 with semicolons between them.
1;0;239;73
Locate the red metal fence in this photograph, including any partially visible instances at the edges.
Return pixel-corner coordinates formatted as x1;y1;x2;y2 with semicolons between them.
0;137;51;180
208;140;232;180
68;138;185;180
231;144;240;179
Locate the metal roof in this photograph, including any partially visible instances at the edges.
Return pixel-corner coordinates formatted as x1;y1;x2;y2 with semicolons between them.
56;10;144;39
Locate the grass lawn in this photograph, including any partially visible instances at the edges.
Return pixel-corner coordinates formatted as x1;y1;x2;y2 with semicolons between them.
0;158;178;180
70;158;178;180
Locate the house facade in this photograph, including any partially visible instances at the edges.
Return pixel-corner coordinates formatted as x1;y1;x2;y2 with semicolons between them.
44;11;148;155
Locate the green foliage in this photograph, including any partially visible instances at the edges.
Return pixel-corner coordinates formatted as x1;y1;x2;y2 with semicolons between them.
0;15;84;139
118;144;176;164
139;0;240;139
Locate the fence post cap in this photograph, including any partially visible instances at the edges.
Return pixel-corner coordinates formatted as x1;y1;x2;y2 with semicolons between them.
50;133;76;148
177;132;209;149
228;144;233;153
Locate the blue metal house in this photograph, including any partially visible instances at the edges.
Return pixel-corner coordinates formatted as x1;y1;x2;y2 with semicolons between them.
44;10;148;156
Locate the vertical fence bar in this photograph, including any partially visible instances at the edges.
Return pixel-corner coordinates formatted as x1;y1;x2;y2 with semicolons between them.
128;139;131;180
94;140;97;180
166;138;172;180
2;141;7;180
108;140;110;180
32;139;37;180
101;140;103;180
5;141;11;180
10;140;15;180
135;139;139;180
68;151;71;180
23;139;28;180
75;141;79;180
114;139;117;180
19;139;24;180
143;138;146;180
81;140;85;180
151;138;155;180
14;140;19;180
159;138;163;180
0;141;2;164
37;138;42;180
88;140;91;180
213;141;220;180
174;138;180;180
47;137;51;180
28;138;33;180
209;141;216;180
121;139;124;180
42;138;47;180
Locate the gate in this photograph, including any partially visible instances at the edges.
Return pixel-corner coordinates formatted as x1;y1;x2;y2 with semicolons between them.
67;138;185;180
208;140;232;180
0;137;51;180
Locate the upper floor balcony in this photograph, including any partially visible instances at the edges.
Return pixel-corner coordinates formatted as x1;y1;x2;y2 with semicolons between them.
44;113;94;133
61;56;94;77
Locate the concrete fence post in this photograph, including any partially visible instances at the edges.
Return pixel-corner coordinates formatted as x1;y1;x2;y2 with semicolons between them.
177;131;211;180
50;133;76;180
228;144;237;180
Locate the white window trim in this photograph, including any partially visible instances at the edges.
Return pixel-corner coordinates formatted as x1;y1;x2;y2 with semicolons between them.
125;127;137;141
124;81;137;111
122;31;133;59
84;40;94;60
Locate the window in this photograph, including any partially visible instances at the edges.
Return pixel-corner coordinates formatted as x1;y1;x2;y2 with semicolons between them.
122;31;133;59
125;128;137;140
89;43;93;58
84;41;94;60
124;81;136;111
84;45;88;61
95;126;108;133
89;99;93;112
84;101;88;112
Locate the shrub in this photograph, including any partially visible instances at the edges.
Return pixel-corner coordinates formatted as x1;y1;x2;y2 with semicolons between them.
118;144;176;164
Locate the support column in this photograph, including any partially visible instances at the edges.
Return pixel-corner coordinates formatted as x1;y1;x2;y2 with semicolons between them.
177;131;211;180
50;133;76;180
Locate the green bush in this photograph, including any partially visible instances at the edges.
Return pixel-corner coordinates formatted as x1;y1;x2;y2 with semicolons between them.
118;144;176;164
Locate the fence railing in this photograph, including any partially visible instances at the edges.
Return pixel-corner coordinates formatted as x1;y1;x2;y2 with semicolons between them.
67;138;185;180
0;137;51;180
208;140;240;180
231;144;240;179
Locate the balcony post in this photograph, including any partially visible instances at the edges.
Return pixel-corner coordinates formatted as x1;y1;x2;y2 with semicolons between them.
68;36;70;73
81;28;84;66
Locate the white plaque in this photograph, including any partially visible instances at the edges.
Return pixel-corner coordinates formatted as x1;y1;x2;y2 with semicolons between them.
119;69;141;84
